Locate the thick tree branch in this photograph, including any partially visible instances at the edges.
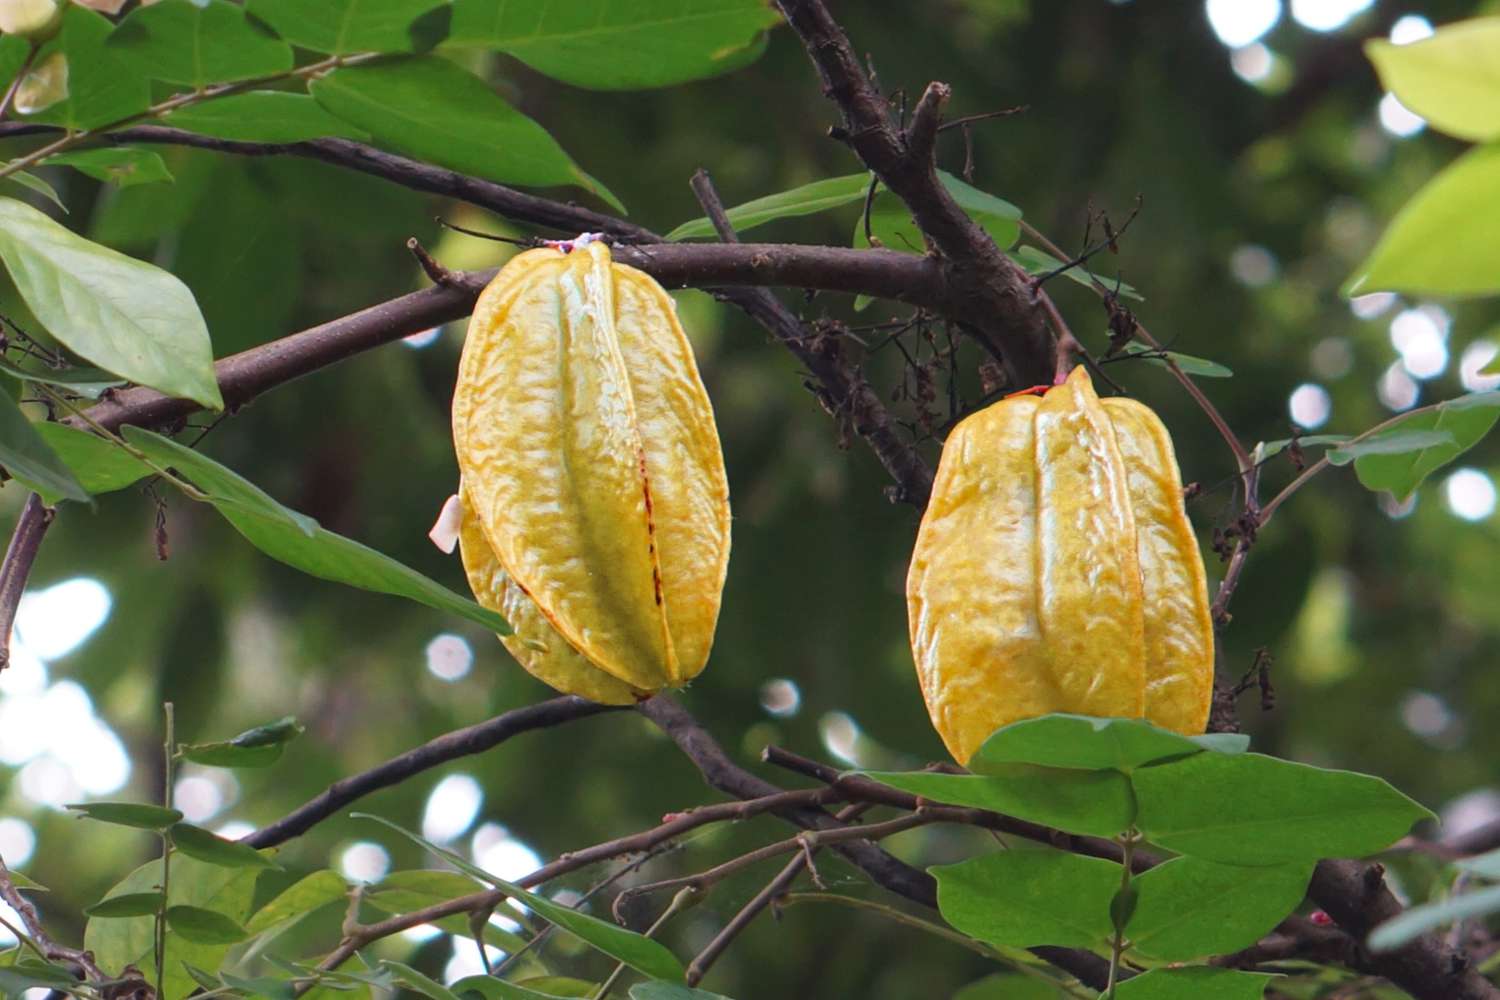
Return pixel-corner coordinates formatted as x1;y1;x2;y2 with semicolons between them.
0;494;52;671
772;0;1055;387
245;696;619;848
1309;859;1499;1000
75;242;946;437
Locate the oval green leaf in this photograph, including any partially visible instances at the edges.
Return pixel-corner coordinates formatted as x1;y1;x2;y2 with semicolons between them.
164;92;368;143
309;57;620;211
1366;19;1500;143
108;0;292;87
1127;858;1313;961
968;713;1246;774
122;427;510;635
170;823;279;870
244;870;348;936
67;801;183;829
1347;142;1500;297
448;0;780;90
0;391;88;503
246;0;450;54
165;904;249;945
0;197;222;409
85;891;166;918
1348;392;1500;500
1133;752;1434;865
932;849;1118;950
858;765;1134;838
44;148;174;188
667;173;873;241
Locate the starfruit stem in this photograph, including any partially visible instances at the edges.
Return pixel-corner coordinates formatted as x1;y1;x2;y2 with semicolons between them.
1104;830;1138;1000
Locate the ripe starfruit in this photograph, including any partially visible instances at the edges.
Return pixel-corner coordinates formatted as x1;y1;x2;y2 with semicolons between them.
450;239;731;704
906;365;1214;764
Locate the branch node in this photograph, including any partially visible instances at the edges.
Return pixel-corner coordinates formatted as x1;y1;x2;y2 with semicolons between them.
406;237;460;288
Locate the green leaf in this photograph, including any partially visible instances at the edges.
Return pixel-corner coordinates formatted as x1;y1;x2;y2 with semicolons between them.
0;963;83;996
6;871;47;892
171;823;280;870
18;424;150;496
5;170;67;212
108;0;292;87
180;716;304;768
1252;434;1350;463
968;714;1247;774
0;357;127;399
1133;752;1434;865
244;870;348;936
857;766;1133;838
247;0;451;54
1347;142;1500;297
667;173;872;241
932;849;1118;949
164;92;369;143
365;870;527;953
1115;343;1233;378
21;7;151;130
1326;429;1456;466
0;392;89;503
1456;847;1500;879
512;979;597;999
0;197;222;409
449;0;780;90
1110;967;1275;1000
67;801;183;829
357;814;685;982
1008;245;1144;300
382;961;463;1000
165;904;249;945
1368;882;1500;952
85;891;166;918
122;427;511;634
855;172;1020;255
221;972;297;1000
44;147;174;188
1365;19;1500;143
452;975;583;999
1346;392;1500;499
628;985;734;1000
86;855;259;1000
310;57;620;211
1127;858;1313;961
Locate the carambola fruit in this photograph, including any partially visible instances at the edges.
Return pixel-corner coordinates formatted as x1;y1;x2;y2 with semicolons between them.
451;240;731;703
906;365;1214;764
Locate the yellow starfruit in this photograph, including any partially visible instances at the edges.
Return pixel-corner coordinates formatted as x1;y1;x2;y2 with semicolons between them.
451;240;731;703
906;365;1214;764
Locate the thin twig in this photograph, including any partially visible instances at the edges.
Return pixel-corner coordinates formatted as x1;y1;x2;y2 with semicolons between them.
685;804;870;986
0;852;106;982
245;698;620;847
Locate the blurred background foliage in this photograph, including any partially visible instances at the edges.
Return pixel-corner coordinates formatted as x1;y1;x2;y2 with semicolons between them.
2;1;1499;996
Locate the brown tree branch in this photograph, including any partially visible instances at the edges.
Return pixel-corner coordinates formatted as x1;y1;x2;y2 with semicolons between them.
1309;859;1499;1000
0;493;52;671
0;852;106;982
245;696;620;848
636;695;1115;991
772;0;1055;387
